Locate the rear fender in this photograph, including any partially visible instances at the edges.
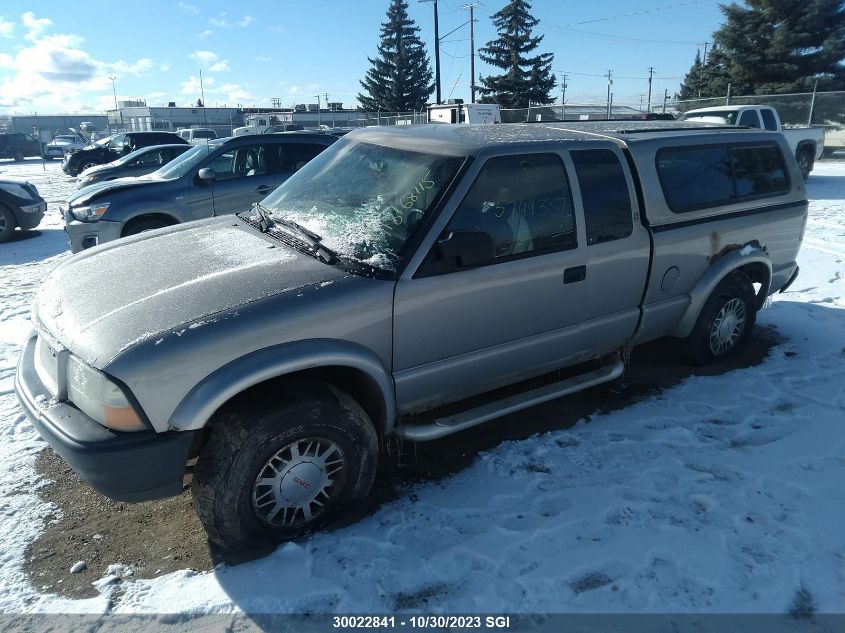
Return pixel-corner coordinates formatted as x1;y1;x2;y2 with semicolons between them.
670;246;771;339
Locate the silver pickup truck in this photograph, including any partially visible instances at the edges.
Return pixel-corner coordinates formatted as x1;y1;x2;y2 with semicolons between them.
15;122;806;550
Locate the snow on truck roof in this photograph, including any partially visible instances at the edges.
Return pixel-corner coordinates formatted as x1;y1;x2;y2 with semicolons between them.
347;120;750;155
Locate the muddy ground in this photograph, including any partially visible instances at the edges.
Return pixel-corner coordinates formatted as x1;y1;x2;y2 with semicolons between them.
26;326;783;598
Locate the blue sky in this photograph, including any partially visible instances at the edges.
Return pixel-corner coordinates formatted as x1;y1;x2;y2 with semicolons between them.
0;0;726;114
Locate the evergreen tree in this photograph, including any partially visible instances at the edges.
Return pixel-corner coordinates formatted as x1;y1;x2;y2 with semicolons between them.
358;0;434;111
713;0;845;94
678;51;705;100
477;0;556;107
678;46;733;101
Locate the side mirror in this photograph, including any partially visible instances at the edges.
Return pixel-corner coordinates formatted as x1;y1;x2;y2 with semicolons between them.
437;230;494;269
197;167;216;183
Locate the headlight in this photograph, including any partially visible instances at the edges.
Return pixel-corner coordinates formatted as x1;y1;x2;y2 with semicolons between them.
67;355;146;431
70;202;110;222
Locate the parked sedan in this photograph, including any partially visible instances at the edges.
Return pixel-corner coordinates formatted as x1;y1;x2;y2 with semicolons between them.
0;179;47;242
77;144;192;189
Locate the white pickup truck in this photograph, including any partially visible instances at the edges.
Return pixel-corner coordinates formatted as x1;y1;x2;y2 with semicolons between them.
680;105;824;180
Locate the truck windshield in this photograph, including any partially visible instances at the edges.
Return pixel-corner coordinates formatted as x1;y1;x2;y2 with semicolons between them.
681;110;738;124
260;139;464;273
152;144;213;180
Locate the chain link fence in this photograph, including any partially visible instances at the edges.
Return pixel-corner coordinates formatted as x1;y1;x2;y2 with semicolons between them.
661;90;845;128
501;104;653;123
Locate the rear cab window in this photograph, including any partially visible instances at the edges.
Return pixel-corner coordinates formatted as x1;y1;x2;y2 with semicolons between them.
570;149;634;245
656;143;790;213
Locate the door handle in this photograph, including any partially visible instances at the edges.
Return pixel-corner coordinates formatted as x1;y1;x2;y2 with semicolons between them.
563;265;587;284
256;185;272;195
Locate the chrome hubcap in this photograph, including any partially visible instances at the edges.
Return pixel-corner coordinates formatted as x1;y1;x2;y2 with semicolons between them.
252;437;345;527
709;298;746;355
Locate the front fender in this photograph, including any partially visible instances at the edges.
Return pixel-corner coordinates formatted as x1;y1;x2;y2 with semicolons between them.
670;246;771;339
168;339;396;434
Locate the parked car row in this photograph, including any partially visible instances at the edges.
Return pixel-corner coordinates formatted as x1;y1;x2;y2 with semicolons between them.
16;121;807;550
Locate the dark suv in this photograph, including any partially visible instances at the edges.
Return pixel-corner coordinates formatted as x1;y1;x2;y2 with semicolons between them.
62;131;187;176
0;132;43;161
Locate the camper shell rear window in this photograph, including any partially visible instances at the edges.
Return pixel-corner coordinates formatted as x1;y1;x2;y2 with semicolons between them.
656;143;790;213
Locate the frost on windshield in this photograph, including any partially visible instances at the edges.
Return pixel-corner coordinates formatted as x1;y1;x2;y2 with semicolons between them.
261;139;464;272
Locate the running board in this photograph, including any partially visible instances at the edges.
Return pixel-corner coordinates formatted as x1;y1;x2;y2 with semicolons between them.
396;359;625;442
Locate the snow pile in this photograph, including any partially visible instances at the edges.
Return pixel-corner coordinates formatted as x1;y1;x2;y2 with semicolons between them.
0;160;843;615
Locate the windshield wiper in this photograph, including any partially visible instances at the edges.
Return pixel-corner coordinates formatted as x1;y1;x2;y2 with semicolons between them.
248;203;337;264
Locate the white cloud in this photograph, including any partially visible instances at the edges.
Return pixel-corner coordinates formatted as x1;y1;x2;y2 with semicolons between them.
239;15;255;27
288;83;319;96
209;12;228;27
177;2;199;14
197;29;213;39
160;62;171;72
0;17;14;38
189;50;228;72
189;50;218;64
109;58;154;76
180;74;215;96
21;11;51;41
0;21;159;113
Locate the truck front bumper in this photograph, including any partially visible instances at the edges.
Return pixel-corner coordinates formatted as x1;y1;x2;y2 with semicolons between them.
14;333;197;502
64;211;124;253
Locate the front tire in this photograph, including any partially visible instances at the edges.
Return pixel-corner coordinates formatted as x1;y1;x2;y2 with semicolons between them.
79;160;99;173
192;382;379;550
122;217;172;236
0;205;17;242
686;270;757;365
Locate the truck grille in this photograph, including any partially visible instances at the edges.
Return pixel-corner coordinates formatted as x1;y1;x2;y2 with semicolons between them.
34;336;59;397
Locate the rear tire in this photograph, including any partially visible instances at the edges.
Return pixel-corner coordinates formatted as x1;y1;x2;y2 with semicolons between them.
686;270;757;365
797;148;814;181
191;382;379;551
0;205;17;242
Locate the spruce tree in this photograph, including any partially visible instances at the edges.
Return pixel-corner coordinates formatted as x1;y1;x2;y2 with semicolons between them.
477;0;556;107
678;46;732;102
713;0;845;94
678;51;705;100
358;0;434;112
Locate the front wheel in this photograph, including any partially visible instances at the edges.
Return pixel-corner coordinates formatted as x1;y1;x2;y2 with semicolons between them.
0;205;17;242
685;270;757;365
192;382;379;550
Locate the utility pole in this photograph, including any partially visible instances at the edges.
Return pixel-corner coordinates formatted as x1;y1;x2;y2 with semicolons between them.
315;94;322;126
420;0;441;104
560;73;568;121
606;70;613;118
647;66;654;112
109;75;123;131
462;3;478;103
663;88;669;114
702;41;709;64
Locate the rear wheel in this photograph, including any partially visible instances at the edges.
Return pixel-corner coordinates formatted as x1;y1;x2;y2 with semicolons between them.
0;205;17;242
686;270;757;365
192;382;379;550
797;148;814;181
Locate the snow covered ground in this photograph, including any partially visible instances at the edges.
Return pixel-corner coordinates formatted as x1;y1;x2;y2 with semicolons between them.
0;159;843;616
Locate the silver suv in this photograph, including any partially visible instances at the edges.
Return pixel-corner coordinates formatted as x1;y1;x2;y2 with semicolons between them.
63;133;336;252
16;122;806;550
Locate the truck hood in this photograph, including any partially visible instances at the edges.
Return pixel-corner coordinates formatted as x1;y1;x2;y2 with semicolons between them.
69;176;161;205
33;219;348;367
